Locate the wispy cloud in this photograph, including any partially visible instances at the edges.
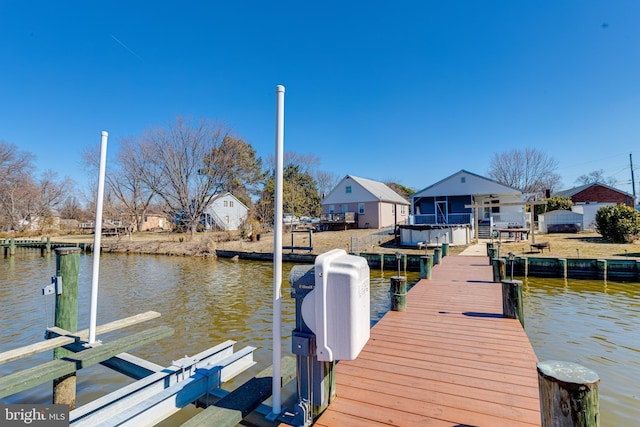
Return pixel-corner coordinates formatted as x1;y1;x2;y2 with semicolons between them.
110;34;142;60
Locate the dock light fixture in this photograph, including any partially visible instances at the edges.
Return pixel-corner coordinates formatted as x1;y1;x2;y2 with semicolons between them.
395;252;402;278
508;252;515;281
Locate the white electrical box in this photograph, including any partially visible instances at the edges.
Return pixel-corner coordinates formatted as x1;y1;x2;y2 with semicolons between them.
301;249;370;361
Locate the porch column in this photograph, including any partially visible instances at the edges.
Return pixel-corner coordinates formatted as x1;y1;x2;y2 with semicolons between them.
474;204;479;241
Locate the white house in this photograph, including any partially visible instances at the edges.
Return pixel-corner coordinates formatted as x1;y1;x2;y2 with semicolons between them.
320;175;410;229
202;192;249;231
405;170;526;245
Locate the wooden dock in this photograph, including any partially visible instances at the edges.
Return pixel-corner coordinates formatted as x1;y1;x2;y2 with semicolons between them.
314;255;541;427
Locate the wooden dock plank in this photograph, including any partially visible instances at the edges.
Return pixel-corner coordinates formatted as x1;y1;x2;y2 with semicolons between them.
315;255;541;427
0;326;174;399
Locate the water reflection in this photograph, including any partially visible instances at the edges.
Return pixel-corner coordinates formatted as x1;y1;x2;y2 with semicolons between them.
522;276;640;426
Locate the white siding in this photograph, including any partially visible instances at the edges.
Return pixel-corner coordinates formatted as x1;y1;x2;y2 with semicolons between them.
203;193;249;231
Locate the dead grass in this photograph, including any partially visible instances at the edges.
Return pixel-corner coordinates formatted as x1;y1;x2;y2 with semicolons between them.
492;231;640;259
35;229;640;259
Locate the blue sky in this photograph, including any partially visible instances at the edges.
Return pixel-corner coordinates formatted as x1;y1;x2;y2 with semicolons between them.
2;1;639;198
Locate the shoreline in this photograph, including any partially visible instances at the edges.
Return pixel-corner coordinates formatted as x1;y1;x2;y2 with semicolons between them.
7;229;640;259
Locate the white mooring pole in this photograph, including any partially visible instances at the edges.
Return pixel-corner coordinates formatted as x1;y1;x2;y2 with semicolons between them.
272;85;285;417
89;131;108;345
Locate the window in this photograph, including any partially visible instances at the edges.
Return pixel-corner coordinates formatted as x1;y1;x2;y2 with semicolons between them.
346;186;352;194
401;205;406;214
230;201;234;207
342;204;348;213
224;201;228;207
358;203;365;214
483;199;500;217
461;177;466;183
329;205;335;213
391;205;395;214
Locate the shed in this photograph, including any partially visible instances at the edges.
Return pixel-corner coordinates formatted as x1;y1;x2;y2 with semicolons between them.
538;210;584;233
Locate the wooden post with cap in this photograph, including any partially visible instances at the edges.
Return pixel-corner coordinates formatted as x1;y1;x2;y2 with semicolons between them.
52;247;81;409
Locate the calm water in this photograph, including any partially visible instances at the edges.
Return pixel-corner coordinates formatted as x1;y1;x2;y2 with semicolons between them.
0;249;418;424
522;277;640;426
1;250;638;426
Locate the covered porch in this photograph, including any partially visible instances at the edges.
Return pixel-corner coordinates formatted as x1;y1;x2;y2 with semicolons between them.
411;194;529;230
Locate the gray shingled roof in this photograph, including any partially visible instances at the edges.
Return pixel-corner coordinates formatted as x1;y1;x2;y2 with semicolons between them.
348;175;410;204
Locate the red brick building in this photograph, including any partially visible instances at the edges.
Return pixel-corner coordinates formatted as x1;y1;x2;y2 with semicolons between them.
555;183;634;207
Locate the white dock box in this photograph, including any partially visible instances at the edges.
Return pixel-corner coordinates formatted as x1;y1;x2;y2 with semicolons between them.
301;249;370;361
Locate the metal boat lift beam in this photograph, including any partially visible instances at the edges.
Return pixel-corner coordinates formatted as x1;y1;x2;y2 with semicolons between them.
70;343;256;427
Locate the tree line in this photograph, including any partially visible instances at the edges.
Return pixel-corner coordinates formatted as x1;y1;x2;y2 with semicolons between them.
84;117;344;236
0;142;72;232
0;117;623;235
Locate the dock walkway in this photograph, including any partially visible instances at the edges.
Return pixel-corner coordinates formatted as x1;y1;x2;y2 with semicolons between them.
314;254;541;426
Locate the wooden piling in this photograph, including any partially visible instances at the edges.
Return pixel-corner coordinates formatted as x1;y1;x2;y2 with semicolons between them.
441;242;449;257
390;276;407;312
53;247;81;409
492;258;506;282
433;247;441;265
537;360;600;427
597;259;607;281
8;238;16;257
488;247;496;265
558;258;567;279
486;242;494;257
40;237;52;256
419;256;432;279
501;279;524;327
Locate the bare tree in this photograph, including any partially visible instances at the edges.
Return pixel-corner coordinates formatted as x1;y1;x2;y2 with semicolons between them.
59;196;88;221
0;143;70;231
0;142;35;230
30;171;73;231
137;116;259;237
84;137;161;232
316;170;340;199
575;170;617;187
488;148;562;194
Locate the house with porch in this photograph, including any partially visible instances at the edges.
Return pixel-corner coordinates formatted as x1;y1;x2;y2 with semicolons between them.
404;170;526;246
320;175;410;229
